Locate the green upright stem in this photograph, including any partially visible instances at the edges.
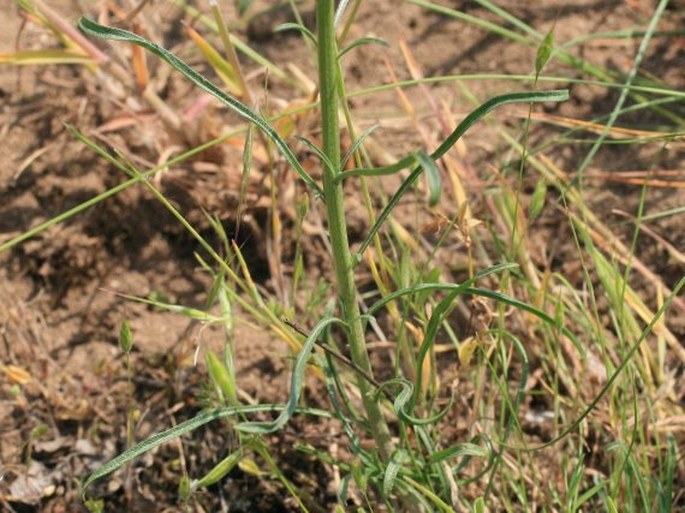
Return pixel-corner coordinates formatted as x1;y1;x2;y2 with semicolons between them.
316;0;393;462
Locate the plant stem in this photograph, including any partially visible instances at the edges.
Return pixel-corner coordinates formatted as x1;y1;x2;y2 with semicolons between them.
316;0;393;462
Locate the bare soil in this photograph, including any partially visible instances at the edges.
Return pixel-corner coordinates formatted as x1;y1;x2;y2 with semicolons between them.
1;1;684;511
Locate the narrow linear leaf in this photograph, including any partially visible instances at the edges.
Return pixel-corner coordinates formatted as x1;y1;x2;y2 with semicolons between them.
412;288;461;408
451;434;496;483
109;291;222;322
0;49;93;65
77;17;323;198
367;262;517;316
235;123;254;237
428;442;489;465
403;476;455;512
339;37;389;59
662;435;677;511
466;286;581;351
355;89;569;257
511;273;685;453
82;404;331;495
341;123;380;168
274;22;317;45
0;125;243;254
574;480;609;510
368;275;581;356
17;0;109;63
296;135;338;177
415;150;441;207
235;316;346;434
334;0;352;27
186;25;241;94
383;449;408;496
338;152;418;181
482;331;529;487
535;27;555;81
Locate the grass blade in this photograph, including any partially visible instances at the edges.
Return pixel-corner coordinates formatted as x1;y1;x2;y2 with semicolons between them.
338;153;418;181
275;22;317;45
427;442;489;465
416;150;442;207
339;37;389;59
295;135;338;176
367;262;517;316
77;17;323;198
235;123;254;237
535;27;555;82
0;49;93;65
334;0;352;27
355;89;569;257
81;404;331;495
383;449;408;496
511;274;685;453
341;123;380;168
186;25;241;95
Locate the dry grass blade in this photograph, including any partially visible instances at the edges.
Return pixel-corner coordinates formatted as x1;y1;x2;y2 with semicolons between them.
27;0;109;63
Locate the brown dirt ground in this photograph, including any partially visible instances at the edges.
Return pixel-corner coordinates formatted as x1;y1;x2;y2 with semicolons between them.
1;1;684;512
